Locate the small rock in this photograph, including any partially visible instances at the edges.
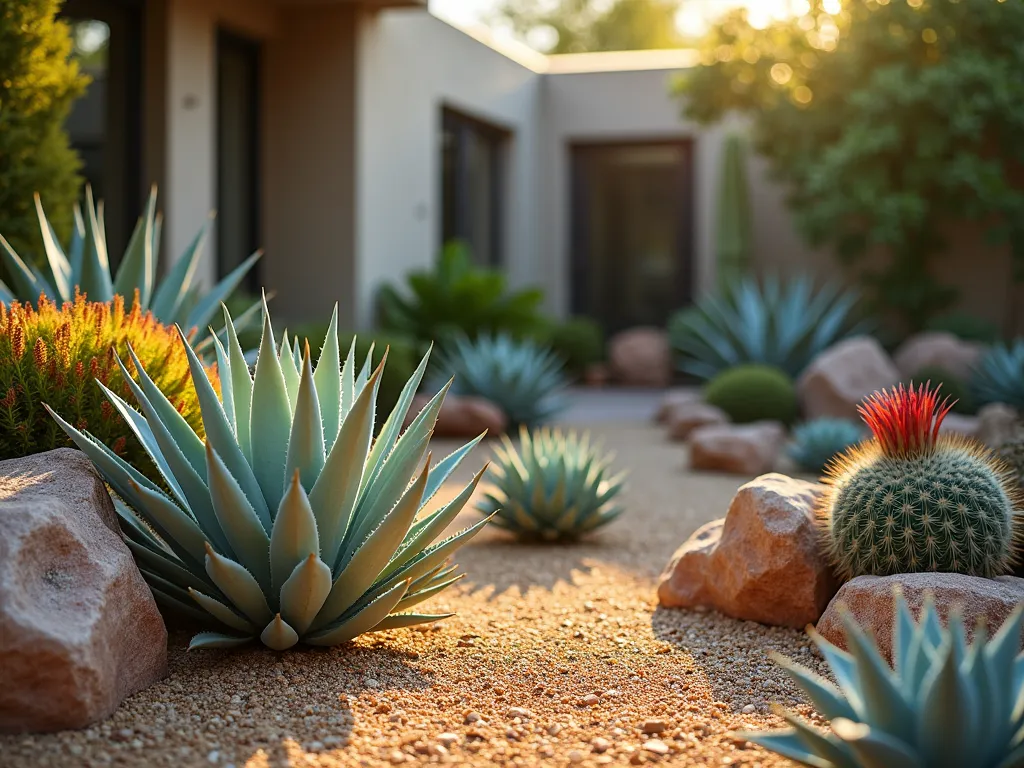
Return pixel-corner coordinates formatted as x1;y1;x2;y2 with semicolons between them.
548;723;564;736
404;394;506;438
741;705;755;715
641;719;667;735
580;694;601;707
389;750;406;764
436;733;459;747
894;332;983;383
667;402;729;441
798;336;900;421
817;573;1024;662
0;449;168;733
568;749;584;764
592;737;612;753
508;707;532;720
608;327;671;387
689;422;785;475
464;711;482;724
658;473;839;628
643;739;670;756
655;389;702;424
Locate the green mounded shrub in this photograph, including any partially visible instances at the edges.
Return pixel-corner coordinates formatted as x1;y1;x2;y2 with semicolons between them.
926;312;1003;344
534;316;603;378
911;365;976;415
376;241;545;352
0;0;88;262
704;364;798;425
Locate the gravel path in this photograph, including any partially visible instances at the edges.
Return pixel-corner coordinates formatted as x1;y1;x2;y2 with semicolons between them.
3;422;826;767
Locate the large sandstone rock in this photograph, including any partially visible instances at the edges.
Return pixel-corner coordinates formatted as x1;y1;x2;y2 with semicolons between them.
658;474;839;628
977;403;1021;448
655;388;702;424
667;401;729;441
608;327;671;387
0;449;167;733
405;393;507;438
798;337;900;421
816;573;1024;661
893;331;984;382
689;421;785;475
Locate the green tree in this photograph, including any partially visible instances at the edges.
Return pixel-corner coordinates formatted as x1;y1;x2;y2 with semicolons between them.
494;0;685;54
677;0;1024;334
0;0;88;261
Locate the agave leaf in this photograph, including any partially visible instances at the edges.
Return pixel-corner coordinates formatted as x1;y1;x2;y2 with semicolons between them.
33;194;72;300
736;729;834;768
78;186;114;302
0;280;13;303
308;361;383;564
285;345;325;488
840;610;916;734
150;217;211;322
915;639;978;767
221;305;254;461
305;579;410;647
424;433;486;504
251;301;293;511
188;588;254;634
260;614;300;650
203;543;273;628
808;627;864;715
112;187;157;306
210;333;235;429
279;554;332;635
279;329;299;406
153;586;221;625
206;443;271;588
0;233;54;300
830;718;923;768
339;337;357;420
373;612;455;632
313;304;342;449
125;538;210;594
270;472;320;596
127;479;212;565
184;251;261;334
188;632;253;650
395;574;464;612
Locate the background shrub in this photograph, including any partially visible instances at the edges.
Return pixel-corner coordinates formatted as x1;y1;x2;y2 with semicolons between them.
533;316;604;379
0;0;88;263
0;293;208;477
704;364;798;425
926;312;1003;345
911;365;976;415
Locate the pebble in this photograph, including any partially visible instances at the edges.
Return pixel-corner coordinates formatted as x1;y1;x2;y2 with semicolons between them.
643;739;670;756
592;737;611;753
641;719;667;734
436;733;459;747
580;694;601;707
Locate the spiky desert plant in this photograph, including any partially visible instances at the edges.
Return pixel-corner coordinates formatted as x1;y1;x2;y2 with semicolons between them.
49;301;492;650
436;333;567;429
736;589;1024;768
972;340;1024;410
0;292;208;472
0;186;261;351
788;418;866;474
819;382;1022;579
477;427;626;542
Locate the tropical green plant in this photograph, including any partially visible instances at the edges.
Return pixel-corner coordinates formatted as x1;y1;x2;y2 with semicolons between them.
704;364;798;425
820;383;1021;579
0;292;209;473
737;588;1024;768
0;0;88;262
376;240;545;351
49;301;492;650
788;418;865;475
436;333;567;430
478;427;626;542
715;134;752;290
972;340;1024;410
926;312;1003;345
534;316;604;379
668;274;869;381
0;186;262;352
678;0;1024;333
912;365;975;415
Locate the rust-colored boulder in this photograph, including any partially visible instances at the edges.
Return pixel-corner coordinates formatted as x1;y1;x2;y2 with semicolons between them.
405;393;507;438
894;331;984;382
608;327;671;387
816;573;1024;661
797;337;900;421
658;473;839;628
689;421;784;475
667;401;729;441
655;388;702;424
0;449;167;733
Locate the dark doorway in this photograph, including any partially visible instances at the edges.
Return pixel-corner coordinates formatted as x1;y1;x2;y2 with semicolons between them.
216;29;262;293
62;0;144;264
570;141;694;336
440;108;508;268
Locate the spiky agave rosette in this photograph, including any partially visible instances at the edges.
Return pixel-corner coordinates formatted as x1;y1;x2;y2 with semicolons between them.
819;382;1023;579
48;300;493;650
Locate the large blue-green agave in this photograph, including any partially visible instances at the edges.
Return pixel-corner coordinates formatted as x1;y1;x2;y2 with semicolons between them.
49;301;492;650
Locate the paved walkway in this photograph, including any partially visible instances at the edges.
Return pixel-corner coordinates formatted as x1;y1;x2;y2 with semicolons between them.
556;386;688;425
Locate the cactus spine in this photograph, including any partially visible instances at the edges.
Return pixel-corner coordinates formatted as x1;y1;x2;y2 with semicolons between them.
819;382;1022;579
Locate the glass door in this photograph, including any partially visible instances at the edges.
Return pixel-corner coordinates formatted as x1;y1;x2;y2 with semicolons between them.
570;141;694;335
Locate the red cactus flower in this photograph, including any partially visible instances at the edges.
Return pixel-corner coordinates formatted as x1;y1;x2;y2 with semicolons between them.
857;382;954;457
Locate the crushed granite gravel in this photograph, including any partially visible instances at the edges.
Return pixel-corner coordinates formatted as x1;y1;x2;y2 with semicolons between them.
2;423;828;767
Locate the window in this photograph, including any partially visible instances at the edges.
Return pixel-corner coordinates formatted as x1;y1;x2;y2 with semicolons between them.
440;108;507;267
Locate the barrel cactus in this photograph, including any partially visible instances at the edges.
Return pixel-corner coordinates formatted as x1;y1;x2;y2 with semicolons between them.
737;589;1024;768
49;301;491;650
819;382;1022;579
478;427;626;541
